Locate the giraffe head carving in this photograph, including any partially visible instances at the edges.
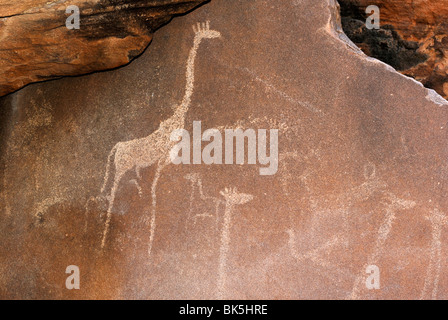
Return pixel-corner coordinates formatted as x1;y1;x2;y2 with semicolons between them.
193;21;221;39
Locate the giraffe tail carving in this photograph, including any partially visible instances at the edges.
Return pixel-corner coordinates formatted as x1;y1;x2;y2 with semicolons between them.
100;144;118;196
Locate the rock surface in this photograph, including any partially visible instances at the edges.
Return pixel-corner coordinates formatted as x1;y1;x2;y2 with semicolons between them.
0;0;207;97
339;0;448;98
1;0;448;299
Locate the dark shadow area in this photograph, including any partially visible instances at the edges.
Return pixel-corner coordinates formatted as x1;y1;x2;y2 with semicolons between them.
338;1;428;72
0;0;210;100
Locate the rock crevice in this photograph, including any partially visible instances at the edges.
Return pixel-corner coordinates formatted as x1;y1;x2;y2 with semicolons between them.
0;0;207;97
339;0;448;98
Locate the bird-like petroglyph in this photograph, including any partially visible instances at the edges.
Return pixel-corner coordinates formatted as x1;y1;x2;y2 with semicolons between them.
420;208;448;300
99;22;221;253
184;173;223;229
217;187;253;300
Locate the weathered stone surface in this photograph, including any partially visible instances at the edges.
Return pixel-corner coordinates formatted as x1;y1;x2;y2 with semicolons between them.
1;0;448;300
339;0;448;98
0;0;207;97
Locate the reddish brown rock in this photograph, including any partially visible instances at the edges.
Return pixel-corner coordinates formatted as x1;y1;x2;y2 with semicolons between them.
339;0;448;98
0;0;207;97
0;0;448;300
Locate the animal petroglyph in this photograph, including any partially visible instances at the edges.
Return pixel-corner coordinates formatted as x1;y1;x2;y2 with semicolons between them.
217;187;253;300
420;208;448;300
284;163;415;289
349;193;416;299
287;230;351;279
322;163;385;209
184;173;222;229
286;163;385;257
279;147;323;196
309;163;386;245
100;22;221;252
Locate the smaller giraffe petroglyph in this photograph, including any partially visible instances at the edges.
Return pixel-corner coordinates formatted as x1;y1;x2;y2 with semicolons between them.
349;192;416;299
420;208;448;300
217;187;253;300
184;173;222;229
99;22;221;252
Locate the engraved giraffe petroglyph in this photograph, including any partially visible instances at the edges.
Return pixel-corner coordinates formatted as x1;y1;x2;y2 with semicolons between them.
349;193;416;299
217;187;253;300
184;173;222;229
420;208;448;300
99;22;221;252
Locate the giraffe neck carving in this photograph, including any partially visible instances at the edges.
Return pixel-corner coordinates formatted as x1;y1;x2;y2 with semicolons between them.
180;36;202;110
178;21;221;117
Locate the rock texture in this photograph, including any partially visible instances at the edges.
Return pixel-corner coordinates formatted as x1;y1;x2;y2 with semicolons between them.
0;0;207;97
1;0;448;300
339;0;448;98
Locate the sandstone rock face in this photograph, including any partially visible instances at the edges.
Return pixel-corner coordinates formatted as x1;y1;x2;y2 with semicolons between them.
339;0;448;98
0;0;207;97
1;0;448;300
